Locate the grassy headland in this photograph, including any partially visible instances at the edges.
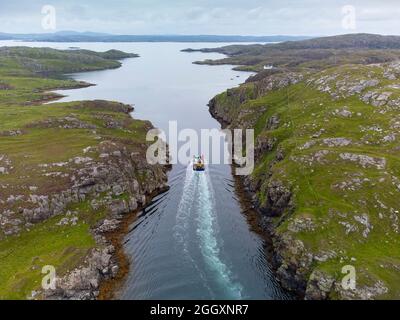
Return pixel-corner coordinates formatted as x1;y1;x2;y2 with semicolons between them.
0;47;167;299
185;33;400;72
198;34;400;299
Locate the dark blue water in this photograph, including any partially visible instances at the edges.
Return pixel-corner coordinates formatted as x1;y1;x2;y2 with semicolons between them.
120;162;289;300
0;41;291;299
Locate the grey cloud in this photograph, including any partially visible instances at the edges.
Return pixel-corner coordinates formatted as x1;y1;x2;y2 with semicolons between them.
0;0;399;35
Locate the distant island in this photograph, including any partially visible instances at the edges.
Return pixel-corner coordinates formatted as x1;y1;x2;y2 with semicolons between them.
184;33;400;71
0;31;313;43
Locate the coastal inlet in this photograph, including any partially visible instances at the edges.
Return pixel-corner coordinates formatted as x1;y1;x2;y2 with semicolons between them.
42;41;291;299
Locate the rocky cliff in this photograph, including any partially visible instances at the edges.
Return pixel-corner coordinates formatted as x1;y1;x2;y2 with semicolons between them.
207;38;400;299
0;47;169;300
0;99;169;299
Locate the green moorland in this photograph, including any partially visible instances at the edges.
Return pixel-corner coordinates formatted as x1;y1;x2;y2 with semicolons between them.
207;34;400;299
0;47;152;299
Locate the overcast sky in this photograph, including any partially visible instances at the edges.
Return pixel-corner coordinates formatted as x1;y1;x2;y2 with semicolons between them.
1;0;400;36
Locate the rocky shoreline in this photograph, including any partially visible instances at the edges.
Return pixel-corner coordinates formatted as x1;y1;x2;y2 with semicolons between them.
208;97;306;299
44;184;170;300
35;105;171;300
0;47;176;299
207;57;400;299
209;88;364;299
1;99;170;300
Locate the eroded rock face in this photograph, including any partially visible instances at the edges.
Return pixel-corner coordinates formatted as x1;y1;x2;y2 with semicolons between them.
266;115;280;130
254;72;304;97
308;69;381;100
274;234;312;295
27;116;97;130
361;91;393;107
305;270;335;300
307;62;400;111
255;136;277;162
209;71;303;130
25;140;168;300
263;180;292;216
339;153;386;170
1;140;167;237
44;246;116;300
323;138;352;147
335;280;388;300
208;58;400;300
0;129;23;136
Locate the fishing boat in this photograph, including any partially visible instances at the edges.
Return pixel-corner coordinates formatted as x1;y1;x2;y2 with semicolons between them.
193;155;205;171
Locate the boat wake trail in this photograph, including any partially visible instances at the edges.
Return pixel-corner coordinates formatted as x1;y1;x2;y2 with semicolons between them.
174;164;196;252
174;163;243;299
174;163;214;297
196;171;243;299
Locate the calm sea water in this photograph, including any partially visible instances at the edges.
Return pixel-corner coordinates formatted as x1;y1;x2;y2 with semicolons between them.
1;41;291;299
